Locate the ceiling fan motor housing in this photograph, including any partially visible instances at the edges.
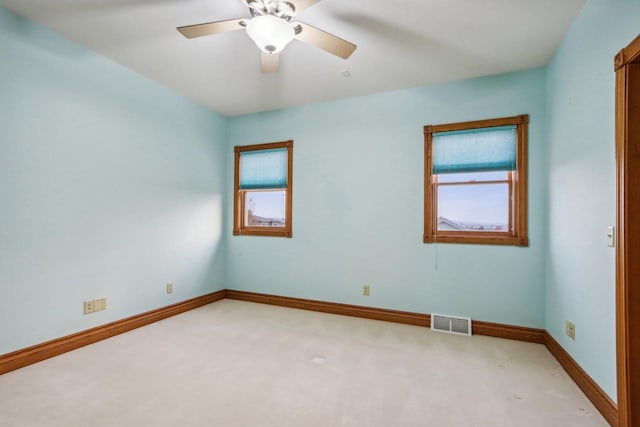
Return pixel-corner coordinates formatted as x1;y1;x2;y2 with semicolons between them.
249;0;296;20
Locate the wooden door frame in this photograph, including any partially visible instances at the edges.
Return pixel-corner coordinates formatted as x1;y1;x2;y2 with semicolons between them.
615;33;640;427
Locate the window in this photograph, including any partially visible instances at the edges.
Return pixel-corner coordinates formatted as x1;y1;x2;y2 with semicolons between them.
424;115;529;246
234;141;293;237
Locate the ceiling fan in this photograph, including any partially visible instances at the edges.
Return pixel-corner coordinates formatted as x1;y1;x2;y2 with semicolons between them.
177;0;357;73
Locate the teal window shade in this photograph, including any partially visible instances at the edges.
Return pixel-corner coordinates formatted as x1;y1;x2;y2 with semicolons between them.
239;148;288;190
433;126;517;174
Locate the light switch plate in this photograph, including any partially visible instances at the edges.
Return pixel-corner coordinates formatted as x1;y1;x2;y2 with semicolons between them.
607;226;615;247
94;298;107;311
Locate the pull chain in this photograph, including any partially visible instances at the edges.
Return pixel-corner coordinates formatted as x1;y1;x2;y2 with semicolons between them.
434;234;438;270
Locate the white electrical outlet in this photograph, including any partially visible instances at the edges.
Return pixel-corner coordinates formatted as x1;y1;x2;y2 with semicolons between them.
566;321;576;340
167;283;173;294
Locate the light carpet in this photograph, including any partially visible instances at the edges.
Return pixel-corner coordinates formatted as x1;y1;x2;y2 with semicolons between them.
0;299;607;426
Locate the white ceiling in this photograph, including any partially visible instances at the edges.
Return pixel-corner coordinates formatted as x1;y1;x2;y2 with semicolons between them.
0;0;586;116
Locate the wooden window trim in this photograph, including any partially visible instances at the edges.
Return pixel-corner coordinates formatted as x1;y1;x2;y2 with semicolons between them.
233;140;293;238
423;115;529;246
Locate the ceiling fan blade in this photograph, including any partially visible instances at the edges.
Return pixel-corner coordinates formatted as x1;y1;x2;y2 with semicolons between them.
177;18;246;39
293;22;356;59
261;52;280;73
289;0;322;15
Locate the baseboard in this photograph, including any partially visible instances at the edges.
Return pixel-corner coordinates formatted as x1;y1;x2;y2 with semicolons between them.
225;290;545;344
472;320;545;343
225;289;430;326
0;290;226;375
544;332;618;426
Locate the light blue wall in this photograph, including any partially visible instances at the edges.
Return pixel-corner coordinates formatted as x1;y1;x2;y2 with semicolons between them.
0;7;227;354
4;0;635;405
545;0;640;402
226;69;547;328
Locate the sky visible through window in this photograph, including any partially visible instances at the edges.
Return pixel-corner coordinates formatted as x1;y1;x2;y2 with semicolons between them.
246;173;508;229
437;171;509;230
245;190;285;222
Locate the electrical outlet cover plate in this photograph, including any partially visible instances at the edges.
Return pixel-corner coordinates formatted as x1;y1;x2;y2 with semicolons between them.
566;321;576;340
84;300;95;314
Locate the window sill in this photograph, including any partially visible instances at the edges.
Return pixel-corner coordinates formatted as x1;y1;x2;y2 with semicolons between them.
423;233;528;247
234;228;292;238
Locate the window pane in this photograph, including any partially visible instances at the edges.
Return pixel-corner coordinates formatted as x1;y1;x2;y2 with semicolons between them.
437;183;509;232
437;171;508;183
244;191;286;227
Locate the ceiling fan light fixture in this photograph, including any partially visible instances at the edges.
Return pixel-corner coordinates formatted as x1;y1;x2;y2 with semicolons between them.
246;15;294;54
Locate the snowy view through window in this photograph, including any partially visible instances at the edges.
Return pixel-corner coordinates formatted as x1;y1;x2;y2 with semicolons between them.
437;171;510;232
244;191;286;227
243;172;509;231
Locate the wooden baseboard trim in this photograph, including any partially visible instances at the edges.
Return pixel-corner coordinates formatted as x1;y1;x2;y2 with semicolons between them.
225;290;545;344
544;332;618;426
0;290;226;375
473;320;545;344
225;290;430;327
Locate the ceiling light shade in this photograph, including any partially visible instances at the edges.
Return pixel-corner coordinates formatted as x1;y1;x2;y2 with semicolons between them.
246;15;295;54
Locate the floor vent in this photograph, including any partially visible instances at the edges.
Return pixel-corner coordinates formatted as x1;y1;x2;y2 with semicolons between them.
431;313;472;336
